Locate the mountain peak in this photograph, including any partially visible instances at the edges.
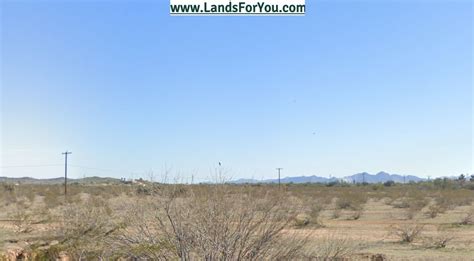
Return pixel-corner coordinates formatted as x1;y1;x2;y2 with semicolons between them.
231;171;425;184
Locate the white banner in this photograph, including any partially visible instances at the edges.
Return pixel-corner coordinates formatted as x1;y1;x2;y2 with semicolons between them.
170;0;305;16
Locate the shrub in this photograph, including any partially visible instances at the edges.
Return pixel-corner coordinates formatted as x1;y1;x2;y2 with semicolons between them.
391;223;425;243
135;185;151;195
393;197;428;220
425;204;446;219
422;226;454;249
44;197;120;260
465;183;474;190
9;208;34;233
336;198;352;209
391;198;410;209
309;204;324;226
42;187;62;209
348;207;364;220
459;208;474;225
115;185;309;260
404;206;421;220
1;183;17;206
2;183;15;192
429;236;453;249
423;233;454;249
309;234;366;260
294;213;311;228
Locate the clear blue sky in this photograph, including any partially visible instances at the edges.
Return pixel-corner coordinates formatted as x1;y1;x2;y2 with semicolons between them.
1;0;472;181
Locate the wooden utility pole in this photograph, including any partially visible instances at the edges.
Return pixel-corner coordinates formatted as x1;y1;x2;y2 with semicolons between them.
276;168;283;188
62;151;72;197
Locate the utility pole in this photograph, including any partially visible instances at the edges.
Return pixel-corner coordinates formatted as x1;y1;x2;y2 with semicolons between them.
62;151;72;198
276;168;283;188
403;175;406;184
362;173;365;184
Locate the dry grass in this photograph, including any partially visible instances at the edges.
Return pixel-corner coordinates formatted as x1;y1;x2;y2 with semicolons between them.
1;181;474;260
422;227;455;249
308;233;367;260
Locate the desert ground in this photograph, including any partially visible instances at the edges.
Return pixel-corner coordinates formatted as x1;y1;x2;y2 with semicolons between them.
1;179;473;260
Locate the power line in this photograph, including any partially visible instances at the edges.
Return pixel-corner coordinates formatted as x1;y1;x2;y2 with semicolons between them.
0;164;62;168
69;165;144;177
1;163;141;179
69;165;122;172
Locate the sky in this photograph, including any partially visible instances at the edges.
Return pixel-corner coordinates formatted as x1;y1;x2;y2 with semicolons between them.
1;0;472;181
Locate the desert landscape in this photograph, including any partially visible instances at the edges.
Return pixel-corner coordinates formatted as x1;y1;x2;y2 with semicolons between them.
1;1;472;260
1;177;473;260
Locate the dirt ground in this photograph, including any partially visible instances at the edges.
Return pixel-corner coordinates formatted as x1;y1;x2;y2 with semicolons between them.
302;198;474;260
1;183;473;260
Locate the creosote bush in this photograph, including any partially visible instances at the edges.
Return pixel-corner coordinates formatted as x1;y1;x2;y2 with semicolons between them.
309;204;324;226
348;207;364;220
1;181;473;259
9;208;34;234
459;207;474;225
44;196;120;260
294;213;311;228
423;228;454;249
331;208;341;219
114;185;309;260
336;198;352;209
425;204;446;219
310;233;367;260
390;223;425;243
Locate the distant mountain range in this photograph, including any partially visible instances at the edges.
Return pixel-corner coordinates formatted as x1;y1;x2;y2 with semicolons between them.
232;171;425;184
1;171;426;185
0;176;122;185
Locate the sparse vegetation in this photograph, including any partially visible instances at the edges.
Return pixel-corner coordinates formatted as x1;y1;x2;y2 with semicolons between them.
309;204;324;226
9;208;34;234
423;228;454;249
1;181;474;259
459;207;474;225
391;223;425;243
331;208;341;219
310;233;367;260
348;207;364;220
425;203;446;219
